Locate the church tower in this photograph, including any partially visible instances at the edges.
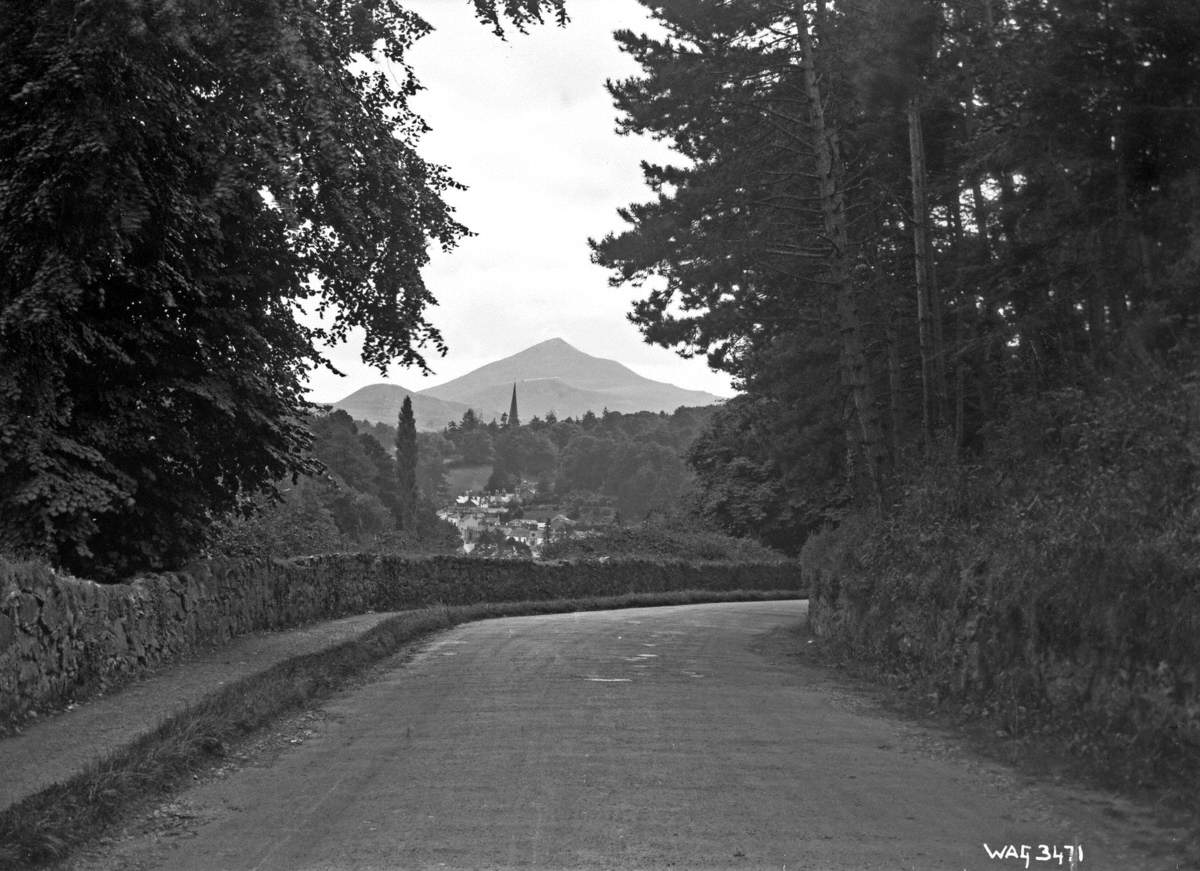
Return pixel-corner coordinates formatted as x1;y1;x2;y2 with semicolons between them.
508;383;520;428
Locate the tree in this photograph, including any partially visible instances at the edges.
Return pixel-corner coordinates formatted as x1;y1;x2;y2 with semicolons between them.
311;411;379;495
415;431;452;501
558;435;615;493
205;476;346;559
489;426;558;488
688;384;844;553
457;429;495;466
593;0;893;514
459;409;481;432
608;441;690;521
794;0;892;508
395;397;419;530
309;409;402;535
0;0;566;579
598;0;1200;551
363;432;403;519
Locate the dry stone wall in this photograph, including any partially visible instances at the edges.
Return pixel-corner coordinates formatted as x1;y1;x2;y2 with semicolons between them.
0;554;800;726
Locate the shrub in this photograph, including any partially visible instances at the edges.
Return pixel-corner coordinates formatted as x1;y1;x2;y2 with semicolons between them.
809;367;1200;787
543;522;790;564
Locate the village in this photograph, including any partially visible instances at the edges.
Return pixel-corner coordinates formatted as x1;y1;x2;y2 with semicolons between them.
435;485;617;558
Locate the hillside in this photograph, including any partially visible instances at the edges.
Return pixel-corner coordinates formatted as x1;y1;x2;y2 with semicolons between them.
326;385;470;431
418;338;724;420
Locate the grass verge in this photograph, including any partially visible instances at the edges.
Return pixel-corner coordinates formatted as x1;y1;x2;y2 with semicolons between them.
790;631;1200;868
0;589;801;869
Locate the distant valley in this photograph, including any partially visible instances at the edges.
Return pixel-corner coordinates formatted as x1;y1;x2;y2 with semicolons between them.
326;338;726;429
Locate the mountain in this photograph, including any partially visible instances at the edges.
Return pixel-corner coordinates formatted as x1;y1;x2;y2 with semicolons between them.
326;339;726;429
324;384;471;432
417;338;724;421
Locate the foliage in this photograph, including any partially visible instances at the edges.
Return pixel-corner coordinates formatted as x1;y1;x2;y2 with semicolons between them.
560;490;616;525
206;411;459;559
395;397;419;529
357;419;398;452
205;479;346;560
489;426;558;487
352;418;451;503
594;1;818;384
456;429;495;466
466;526;533;559
558;435;615;493
541;521;790;565
414;431;452;502
443;405;717;523
597;0;1200;542
804;365;1200;788
0;0;566;581
444;463;495;497
687;336;847;553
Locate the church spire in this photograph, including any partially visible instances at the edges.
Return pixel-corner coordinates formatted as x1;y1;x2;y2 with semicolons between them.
508;383;520;428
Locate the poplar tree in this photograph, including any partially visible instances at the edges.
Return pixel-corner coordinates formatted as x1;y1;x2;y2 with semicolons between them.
395;397;419;531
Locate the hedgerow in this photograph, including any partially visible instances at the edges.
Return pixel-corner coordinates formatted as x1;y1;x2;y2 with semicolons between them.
806;368;1200;792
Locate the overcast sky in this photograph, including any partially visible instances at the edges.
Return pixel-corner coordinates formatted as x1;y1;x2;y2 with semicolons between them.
303;0;735;402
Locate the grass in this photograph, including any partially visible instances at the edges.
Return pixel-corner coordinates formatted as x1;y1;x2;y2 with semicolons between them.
0;589;801;870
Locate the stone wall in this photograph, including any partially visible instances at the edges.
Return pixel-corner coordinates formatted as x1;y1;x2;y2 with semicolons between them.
0;554;800;726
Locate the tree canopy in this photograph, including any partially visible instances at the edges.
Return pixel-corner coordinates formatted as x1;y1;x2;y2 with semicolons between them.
594;0;1200;549
206;408;460;558
0;0;564;578
441;405;712;522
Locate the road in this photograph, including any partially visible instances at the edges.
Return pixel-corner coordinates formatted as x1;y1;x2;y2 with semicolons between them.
69;601;1187;870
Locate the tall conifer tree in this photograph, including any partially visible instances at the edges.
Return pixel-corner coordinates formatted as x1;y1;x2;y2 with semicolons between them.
597;0;1200;548
395;397;419;531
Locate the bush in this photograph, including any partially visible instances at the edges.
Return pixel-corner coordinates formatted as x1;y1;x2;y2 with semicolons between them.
206;483;460;560
543;522;791;564
808;367;1200;788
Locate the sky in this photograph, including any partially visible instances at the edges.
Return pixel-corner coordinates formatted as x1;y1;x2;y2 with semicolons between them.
302;0;735;403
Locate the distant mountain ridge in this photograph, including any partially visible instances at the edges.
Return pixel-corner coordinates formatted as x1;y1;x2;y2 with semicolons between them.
327;384;470;432
327;338;725;429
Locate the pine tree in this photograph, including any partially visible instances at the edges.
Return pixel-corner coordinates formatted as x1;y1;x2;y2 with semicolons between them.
596;0;1200;550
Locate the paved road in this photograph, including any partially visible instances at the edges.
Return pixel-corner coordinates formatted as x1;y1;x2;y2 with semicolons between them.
70;602;1185;870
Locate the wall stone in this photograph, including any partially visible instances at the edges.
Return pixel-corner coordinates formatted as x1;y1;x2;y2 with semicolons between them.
0;554;800;727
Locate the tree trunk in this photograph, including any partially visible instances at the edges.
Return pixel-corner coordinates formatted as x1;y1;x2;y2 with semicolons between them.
907;98;945;446
886;280;905;462
797;2;891;510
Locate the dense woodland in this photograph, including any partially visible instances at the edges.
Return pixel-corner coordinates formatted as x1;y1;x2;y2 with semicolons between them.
442;405;712;520
589;0;1200;546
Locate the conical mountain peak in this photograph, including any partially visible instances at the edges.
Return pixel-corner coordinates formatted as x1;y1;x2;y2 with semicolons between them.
416;339;724;422
331;339;725;427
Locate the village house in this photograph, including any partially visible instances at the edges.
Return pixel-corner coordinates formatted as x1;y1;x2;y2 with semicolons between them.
438;494;546;556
